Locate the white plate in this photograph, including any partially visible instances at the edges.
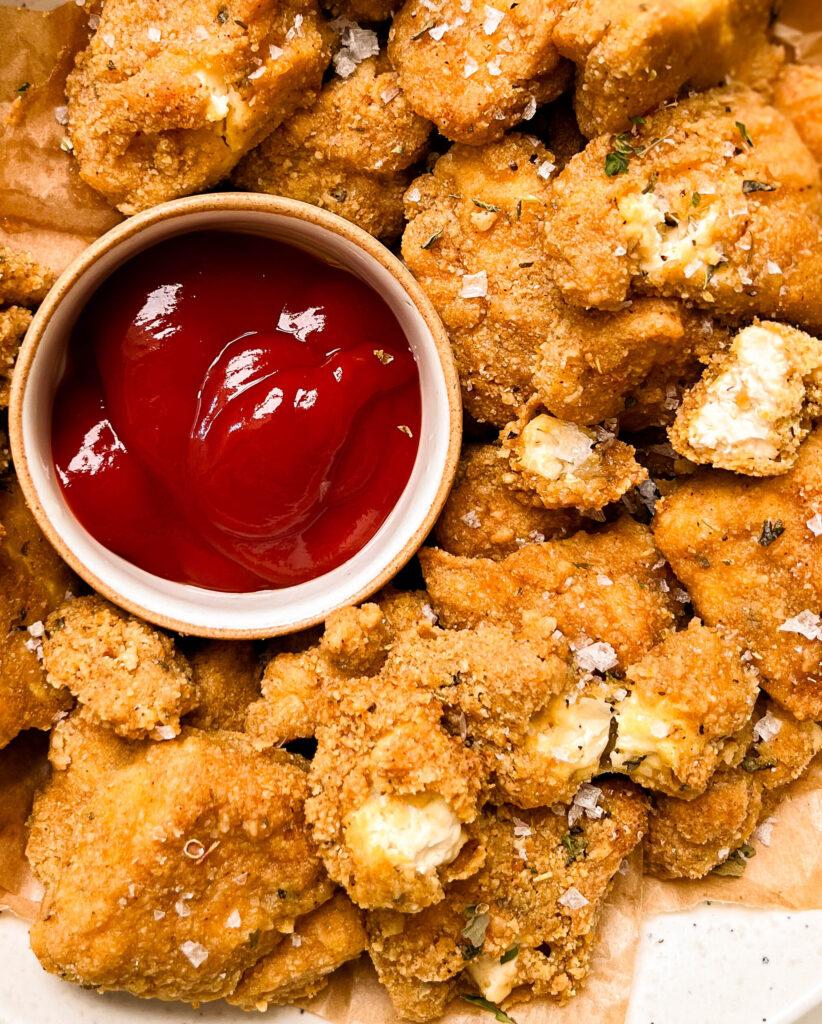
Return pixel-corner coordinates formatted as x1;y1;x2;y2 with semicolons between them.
2;904;821;1024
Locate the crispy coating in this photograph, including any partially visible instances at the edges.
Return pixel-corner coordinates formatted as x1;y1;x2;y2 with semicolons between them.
186;641;261;732
421;517;678;666
0;731;49;899
501;410;647;511
669;321;822;476
495;677;616;808
27;713;142;892
0;476;74;750
645;700;822;878
402;134;729;430
42;596;196;740
0;244;52;307
389;0;570;146
546;87;822;331
228;891;367;1009
644;768;763;880
29;728;334;1003
654;427;822;720
533;301;727;428
66;0;331;213
0;306;31;409
402;134;559;425
233;54;431;240
611;620;759;796
381;623;572;759
553;0;773;137
435;444;580;559
245;603;396;748
774;63;822;166
367;781;648;1021
306;664;485;913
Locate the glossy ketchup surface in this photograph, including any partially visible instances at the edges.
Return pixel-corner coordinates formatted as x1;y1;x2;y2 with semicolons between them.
52;231;421;591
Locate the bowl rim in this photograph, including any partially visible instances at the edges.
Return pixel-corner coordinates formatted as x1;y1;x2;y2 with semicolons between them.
9;192;462;638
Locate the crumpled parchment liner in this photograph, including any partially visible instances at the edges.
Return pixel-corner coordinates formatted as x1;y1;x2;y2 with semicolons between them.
0;3;121;276
0;1;820;1021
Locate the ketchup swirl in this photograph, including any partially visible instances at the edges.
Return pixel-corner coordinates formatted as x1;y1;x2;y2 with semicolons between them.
52;231;421;591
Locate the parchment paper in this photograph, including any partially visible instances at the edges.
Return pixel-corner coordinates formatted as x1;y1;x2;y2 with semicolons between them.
0;3;120;275
0;2;820;1022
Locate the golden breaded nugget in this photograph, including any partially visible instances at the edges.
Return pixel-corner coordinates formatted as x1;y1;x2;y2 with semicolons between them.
228;891;366;1009
0;307;30;409
421;517;678;666
669;320;822;476
501;409;647;511
186;641;261;732
654;427;822;720
233;54;430;239
367;782;647;1020
67;0;331;212
42;595;196;740
553;0;773;136
0;244;52;307
389;0;570;145
546;87;822;331
435;444;580;560
30;729;334;1003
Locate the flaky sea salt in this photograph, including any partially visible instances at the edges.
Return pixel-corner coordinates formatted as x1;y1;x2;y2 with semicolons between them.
482;4;504;34
292;933;303;947
147;26;161;42
512;817;532;838
421;603;438;625
558;886;589;910
175;898;192;918
461;509;481;528
778;609;822;641
575;641;618;673
269;44;284;59
331;18;379;77
807;513;822;536
464;56;479;77
460;270;488;298
752;817;776;847
180;941;209;968
406;186;421;203
286;13;304;40
154;725;176;741
753;711;782;742
226;910;242;929
381;85;400;104
536;160;556;180
102;32;115;47
522;95;537;120
194;25;209;41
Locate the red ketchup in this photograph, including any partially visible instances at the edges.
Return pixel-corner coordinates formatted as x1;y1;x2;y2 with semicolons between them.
52;231;421;591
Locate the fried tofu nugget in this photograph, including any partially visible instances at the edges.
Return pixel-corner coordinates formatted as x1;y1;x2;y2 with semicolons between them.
532;301;727;427
421;517;678;666
402;134;559;425
306;664;485;913
501;409;647;511
654;427;822;720
29;728;334;1003
389;0;570;146
546;87;822;331
669;320;822;476
645;699;822;878
553;0;773;137
367;781;648;1021
774;63;822;167
233;54;431;240
245;603;394;748
228;891;367;1009
0;476;74;750
42;595;196;740
186;641;261;732
0;244;52;307
436;444;580;559
66;0;331;213
611;620;759;796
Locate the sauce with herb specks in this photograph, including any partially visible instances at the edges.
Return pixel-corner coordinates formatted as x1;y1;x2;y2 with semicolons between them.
52;231;421;591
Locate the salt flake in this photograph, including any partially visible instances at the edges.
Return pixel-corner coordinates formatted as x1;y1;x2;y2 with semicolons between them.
558;886;589;910
460;270;488;299
180;941;209;968
575;641;618;674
